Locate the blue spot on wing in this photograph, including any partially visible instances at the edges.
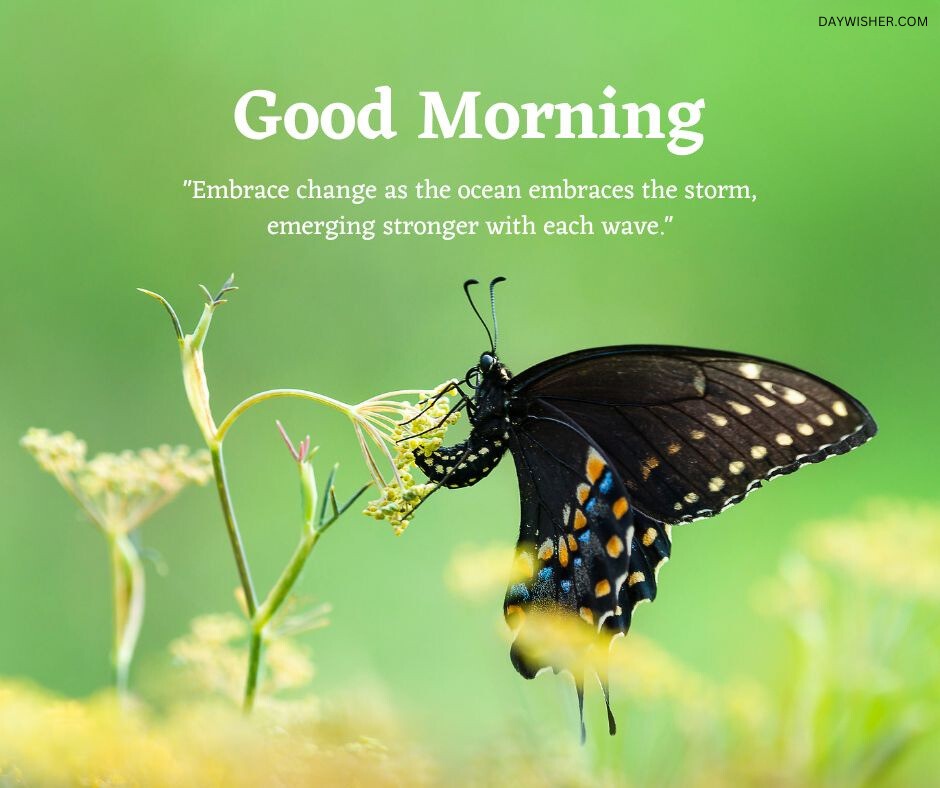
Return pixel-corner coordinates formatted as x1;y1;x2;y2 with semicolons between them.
560;579;572;593
510;583;530;602
573;557;583;567
578;530;591;545
585;498;598;514
538;567;552;582
599;470;613;494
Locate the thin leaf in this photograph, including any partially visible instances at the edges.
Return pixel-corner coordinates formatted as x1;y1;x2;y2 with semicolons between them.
319;463;338;524
137;288;183;341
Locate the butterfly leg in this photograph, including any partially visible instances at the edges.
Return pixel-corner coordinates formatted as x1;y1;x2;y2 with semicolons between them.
400;379;464;427
397;399;469;443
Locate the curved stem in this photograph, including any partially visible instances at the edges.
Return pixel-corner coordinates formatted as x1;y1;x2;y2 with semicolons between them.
216;389;353;443
210;445;257;618
109;532;145;699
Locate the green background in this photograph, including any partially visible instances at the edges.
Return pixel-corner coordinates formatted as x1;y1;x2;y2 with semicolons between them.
1;0;937;770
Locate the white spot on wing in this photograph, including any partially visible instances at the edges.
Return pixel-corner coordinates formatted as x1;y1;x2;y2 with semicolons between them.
739;362;762;379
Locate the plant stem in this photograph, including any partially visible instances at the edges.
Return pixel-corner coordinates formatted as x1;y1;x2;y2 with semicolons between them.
216;389;351;443
255;531;321;631
210;444;258;619
240;479;370;707
243;529;321;712
160;289;386;712
109;532;145;699
244;631;263;713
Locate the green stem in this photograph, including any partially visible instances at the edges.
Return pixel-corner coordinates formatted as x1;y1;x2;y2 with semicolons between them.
241;479;370;706
244;630;263;713
216;389;352;443
255;531;321;631
244;529;320;711
109;532;145;698
210;444;258;618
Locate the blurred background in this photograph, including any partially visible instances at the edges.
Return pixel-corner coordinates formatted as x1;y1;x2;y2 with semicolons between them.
1;1;937;784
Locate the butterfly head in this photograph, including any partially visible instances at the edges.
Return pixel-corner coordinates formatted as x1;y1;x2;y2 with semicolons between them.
466;351;508;388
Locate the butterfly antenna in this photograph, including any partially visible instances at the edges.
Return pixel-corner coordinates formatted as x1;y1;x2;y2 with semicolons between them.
463;278;495;352
489;276;507;352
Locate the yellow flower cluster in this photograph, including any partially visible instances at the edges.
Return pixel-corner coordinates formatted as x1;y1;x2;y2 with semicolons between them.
804;500;940;601
170;614;314;703
0;680;434;787
19;428;86;474
20;428;213;532
362;384;461;535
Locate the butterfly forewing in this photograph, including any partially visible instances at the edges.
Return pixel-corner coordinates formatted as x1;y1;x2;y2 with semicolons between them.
511;347;876;523
504;402;634;679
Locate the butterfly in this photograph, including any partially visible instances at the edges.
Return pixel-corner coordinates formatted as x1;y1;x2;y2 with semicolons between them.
411;278;877;740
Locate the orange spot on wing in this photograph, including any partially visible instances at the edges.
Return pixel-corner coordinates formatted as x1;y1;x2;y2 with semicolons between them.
577;484;590;504
558;539;569;568
573;510;587;530
641;456;661;481
606;535;624;558
594;579;611;597
579;607;594;624
566;533;578;552
505;605;525;632
612;497;629;519
586;450;606;483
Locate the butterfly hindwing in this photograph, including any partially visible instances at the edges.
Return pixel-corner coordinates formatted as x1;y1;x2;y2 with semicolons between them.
503;402;634;680
511;346;877;523
615;511;672;634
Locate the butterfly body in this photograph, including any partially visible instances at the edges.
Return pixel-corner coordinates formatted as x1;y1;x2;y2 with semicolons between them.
412;355;513;488
418;283;876;740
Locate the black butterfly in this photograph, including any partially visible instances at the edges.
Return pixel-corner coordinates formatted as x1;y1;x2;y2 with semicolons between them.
411;278;876;740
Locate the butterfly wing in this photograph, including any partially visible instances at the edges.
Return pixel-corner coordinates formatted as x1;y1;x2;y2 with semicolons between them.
504;400;641;736
510;346;876;524
503;399;635;668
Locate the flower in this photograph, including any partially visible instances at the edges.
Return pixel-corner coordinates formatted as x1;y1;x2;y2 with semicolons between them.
20;428;213;533
170;613;315;702
358;383;461;535
802;500;940;601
